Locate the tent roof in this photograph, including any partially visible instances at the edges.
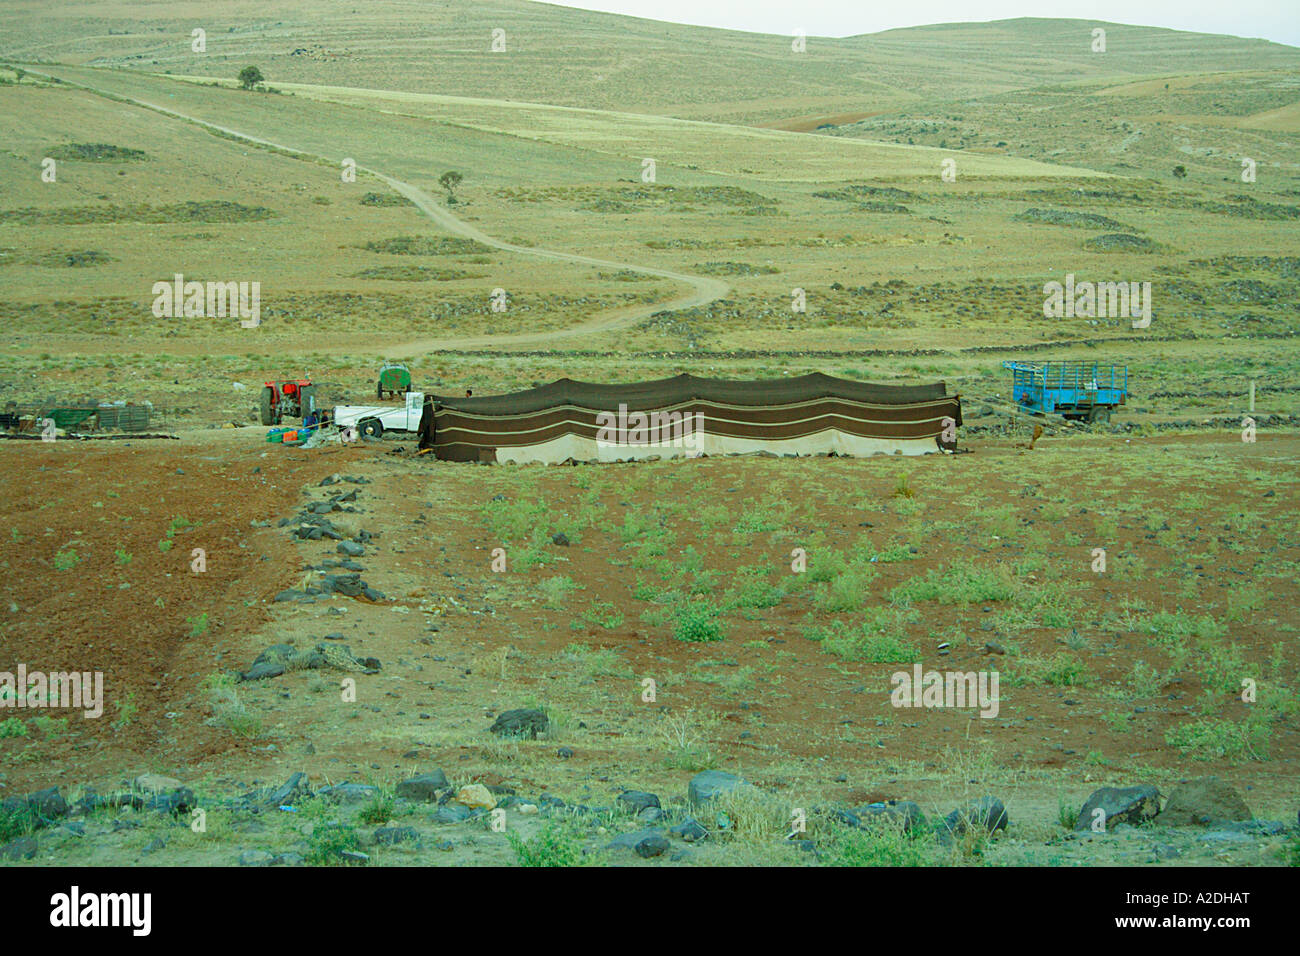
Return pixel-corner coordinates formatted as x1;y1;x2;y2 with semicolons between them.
431;373;950;416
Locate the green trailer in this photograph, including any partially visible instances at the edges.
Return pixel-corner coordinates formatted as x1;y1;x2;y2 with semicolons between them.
377;363;412;400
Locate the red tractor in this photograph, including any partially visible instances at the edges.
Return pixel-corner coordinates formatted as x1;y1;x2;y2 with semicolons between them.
259;380;317;425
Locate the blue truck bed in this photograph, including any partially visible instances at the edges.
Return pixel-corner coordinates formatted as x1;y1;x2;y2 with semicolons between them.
1002;361;1128;423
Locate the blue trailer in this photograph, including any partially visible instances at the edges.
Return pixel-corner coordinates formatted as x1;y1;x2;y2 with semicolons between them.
1001;361;1128;423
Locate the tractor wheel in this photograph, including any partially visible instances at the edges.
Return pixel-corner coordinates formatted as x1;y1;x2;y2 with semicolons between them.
298;385;316;418
259;387;275;426
359;418;383;440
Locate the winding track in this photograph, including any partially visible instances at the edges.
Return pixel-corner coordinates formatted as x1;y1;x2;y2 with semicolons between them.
28;68;730;355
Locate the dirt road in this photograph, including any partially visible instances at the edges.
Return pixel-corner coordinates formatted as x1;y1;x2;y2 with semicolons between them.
27;67;730;355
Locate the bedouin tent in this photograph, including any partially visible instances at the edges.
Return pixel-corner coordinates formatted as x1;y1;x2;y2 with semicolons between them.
416;373;961;464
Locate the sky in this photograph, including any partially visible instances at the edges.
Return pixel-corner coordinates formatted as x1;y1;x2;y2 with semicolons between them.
532;1;1300;47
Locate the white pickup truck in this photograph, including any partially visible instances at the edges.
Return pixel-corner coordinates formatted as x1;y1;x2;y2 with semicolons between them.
332;391;426;438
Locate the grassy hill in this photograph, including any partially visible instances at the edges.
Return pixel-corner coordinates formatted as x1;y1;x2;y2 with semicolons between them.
0;2;1296;410
3;2;1298;123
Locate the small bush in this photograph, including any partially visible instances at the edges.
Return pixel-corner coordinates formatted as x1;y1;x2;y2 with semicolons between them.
306;824;362;865
538;575;579;606
507;823;587;866
673;601;723;642
1058;797;1080;830
1166;717;1271;762
357;791;395;826
821;821;932;866
53;549;80;570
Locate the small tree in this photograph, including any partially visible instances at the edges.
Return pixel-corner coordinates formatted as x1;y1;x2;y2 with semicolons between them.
438;170;464;204
238;66;265;91
1172;165;1187;179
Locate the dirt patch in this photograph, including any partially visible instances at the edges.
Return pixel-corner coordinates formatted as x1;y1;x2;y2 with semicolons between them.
3;429;1294;844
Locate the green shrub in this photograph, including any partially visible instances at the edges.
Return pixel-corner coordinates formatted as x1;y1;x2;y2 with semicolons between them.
1058;797;1080;830
821;822;932;866
507;823;588;867
805;609;920;663
306;824;363;865
890;563;1015;604
537;576;578;606
1166;716;1271;761
674;601;723;642
357;791;395;826
813;567;877;613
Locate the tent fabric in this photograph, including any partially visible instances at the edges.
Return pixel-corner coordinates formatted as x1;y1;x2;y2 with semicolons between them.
417;373;961;463
428;373;948;415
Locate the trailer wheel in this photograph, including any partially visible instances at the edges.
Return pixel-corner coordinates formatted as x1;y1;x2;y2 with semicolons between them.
259;386;275;425
1088;406;1110;424
359;418;383;440
377;382;386;401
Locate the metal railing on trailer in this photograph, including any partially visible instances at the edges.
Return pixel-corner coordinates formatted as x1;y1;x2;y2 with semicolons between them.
1000;360;1128;421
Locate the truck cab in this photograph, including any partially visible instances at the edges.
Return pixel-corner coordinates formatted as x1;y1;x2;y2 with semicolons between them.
332;391;425;438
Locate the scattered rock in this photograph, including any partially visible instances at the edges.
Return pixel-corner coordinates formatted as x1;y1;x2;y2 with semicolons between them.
455;784;496;810
338;541;365;557
635;833;671;858
264;772;311;807
1161;777;1251;827
0;836;37;860
433;804;472;824
688;770;746;805
858;800;925;835
943;795;1009;836
617;791;661;814
239;849;275;867
318;783;379;804
670;818;708;842
241;660;286;681
1223;819;1286;836
607;828;668;857
1076;785;1161;831
488;708;548;739
0;787;69;824
395;771;449;803
828;807;861;828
